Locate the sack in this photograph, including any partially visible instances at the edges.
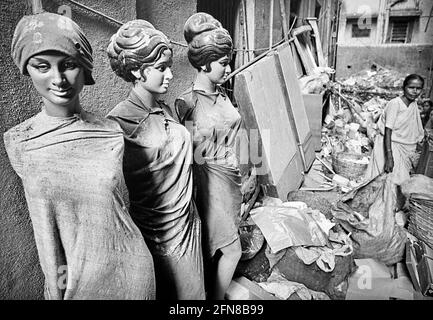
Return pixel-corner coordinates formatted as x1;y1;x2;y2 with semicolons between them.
331;174;407;265
265;243;355;300
239;222;265;261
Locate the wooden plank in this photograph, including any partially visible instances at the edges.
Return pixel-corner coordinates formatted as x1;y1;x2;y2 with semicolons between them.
245;0;255;61
303;93;324;151
275;43;315;170
293;36;317;75
307;18;326;67
290;42;304;78
291;25;313;36
279;0;289;40
234;53;304;200
276;43;311;143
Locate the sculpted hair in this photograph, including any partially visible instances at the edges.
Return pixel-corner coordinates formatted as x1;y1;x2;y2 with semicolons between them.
184;13;233;72
403;74;424;89
107;19;172;82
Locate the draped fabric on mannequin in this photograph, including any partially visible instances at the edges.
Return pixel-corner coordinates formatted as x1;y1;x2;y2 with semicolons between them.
176;87;243;258
107;88;205;299
4;110;155;300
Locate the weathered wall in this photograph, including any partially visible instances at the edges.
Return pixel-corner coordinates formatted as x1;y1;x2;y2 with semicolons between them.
335;44;433;83
0;0;136;300
338;0;433;45
411;0;433;44
339;18;379;45
137;0;198;110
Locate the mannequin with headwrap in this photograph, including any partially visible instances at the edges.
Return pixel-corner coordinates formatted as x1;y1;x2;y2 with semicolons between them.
175;13;242;300
106;20;205;300
5;12;155;299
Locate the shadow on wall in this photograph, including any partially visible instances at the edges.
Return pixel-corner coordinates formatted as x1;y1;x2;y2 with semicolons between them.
0;0;136;299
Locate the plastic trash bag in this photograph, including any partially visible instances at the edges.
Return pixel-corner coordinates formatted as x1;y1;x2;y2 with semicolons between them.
239;222;265;261
331;174;407;265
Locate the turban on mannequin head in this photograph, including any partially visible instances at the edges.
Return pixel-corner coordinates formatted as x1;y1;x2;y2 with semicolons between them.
11;12;95;85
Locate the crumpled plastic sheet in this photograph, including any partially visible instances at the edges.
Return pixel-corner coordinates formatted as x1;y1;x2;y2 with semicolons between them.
258;270;330;300
401;174;433;201
250;200;329;253
251;197;353;272
331;174;407;265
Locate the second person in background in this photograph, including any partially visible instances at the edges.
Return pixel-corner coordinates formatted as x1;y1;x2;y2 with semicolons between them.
106;20;205;300
175;12;243;300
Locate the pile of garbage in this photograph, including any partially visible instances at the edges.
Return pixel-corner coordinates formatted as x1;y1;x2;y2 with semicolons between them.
338;65;406;102
319;66;407;184
236;195;356;300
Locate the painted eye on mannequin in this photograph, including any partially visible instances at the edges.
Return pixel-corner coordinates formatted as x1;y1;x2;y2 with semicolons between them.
63;61;79;70
155;65;167;72
31;63;50;73
219;60;229;67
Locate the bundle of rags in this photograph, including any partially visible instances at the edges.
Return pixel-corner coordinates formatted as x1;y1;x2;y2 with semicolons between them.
235;240;355;300
236;199;355;300
331;174;407;265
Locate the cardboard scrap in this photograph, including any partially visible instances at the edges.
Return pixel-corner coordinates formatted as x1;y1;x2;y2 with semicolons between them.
346;259;416;300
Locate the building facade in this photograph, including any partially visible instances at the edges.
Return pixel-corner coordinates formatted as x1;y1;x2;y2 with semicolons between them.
336;0;433;95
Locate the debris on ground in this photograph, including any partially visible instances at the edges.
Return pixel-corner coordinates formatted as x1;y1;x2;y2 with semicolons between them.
231;62;433;300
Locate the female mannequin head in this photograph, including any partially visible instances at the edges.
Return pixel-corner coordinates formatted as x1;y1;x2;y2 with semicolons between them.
11;12;94;115
184;12;233;84
107;20;173;94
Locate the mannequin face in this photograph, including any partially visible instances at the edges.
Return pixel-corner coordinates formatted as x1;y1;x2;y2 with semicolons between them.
26;51;84;115
203;55;231;85
136;49;173;94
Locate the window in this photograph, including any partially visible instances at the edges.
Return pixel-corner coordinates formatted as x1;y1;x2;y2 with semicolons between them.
390;20;409;43
351;23;371;38
388;17;415;43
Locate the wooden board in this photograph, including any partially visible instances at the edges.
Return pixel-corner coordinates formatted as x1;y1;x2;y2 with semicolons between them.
234;53;304;200
307;18;326;67
290;42;304;78
303;93;324;152
275;43;315;170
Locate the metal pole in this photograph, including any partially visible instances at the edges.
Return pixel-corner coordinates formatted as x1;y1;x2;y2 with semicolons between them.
269;0;274;50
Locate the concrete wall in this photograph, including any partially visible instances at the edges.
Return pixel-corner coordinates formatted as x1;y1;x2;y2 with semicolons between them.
137;0;198;109
339;18;379;45
338;0;433;45
335;44;433;85
411;0;433;44
0;0;136;300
